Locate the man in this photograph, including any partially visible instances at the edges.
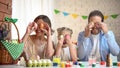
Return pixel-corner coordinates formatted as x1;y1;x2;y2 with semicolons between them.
77;10;120;61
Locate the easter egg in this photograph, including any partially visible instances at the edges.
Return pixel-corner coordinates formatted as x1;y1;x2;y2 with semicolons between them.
33;60;38;67
38;60;42;67
34;23;38;29
27;60;33;67
65;34;70;39
40;23;44;29
60;35;64;39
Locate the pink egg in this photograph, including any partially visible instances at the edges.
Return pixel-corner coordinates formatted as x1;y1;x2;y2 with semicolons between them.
65;34;70;39
34;23;38;29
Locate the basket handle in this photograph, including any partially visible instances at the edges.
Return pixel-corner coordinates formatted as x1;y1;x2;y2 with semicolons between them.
4;17;20;43
12;23;20;43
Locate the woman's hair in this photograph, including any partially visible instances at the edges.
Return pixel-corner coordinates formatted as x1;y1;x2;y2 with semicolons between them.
34;15;51;28
57;27;73;37
88;10;104;22
34;15;54;35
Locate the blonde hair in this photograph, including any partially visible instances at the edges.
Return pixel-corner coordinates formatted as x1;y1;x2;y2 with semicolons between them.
57;27;73;37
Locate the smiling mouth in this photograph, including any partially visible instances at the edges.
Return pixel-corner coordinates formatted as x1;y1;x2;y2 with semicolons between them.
36;30;43;33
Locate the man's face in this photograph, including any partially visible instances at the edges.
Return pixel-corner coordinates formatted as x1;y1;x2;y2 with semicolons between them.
89;16;102;35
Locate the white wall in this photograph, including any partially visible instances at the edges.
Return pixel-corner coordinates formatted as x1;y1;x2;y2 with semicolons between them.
12;0;54;39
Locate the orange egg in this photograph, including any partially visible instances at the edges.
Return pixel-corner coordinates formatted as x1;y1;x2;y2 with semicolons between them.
40;23;44;29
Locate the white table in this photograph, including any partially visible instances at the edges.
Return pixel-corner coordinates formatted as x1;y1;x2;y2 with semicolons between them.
0;62;119;68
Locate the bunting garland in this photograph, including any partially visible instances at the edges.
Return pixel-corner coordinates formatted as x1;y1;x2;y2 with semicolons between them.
54;9;119;19
71;14;79;18
104;16;108;20
82;16;88;19
111;14;119;19
54;9;60;14
63;12;69;16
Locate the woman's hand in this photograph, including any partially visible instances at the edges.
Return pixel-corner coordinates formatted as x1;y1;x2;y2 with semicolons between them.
41;23;51;37
21;22;37;43
26;22;37;35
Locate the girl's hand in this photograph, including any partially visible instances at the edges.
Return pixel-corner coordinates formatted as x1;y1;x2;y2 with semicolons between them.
58;35;64;46
65;34;73;45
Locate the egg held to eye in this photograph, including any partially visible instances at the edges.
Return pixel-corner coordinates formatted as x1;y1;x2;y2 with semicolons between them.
65;34;70;39
40;23;44;29
34;23;38;30
60;35;64;39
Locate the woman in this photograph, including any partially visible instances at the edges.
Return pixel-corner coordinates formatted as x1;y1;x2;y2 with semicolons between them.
55;27;77;61
22;15;55;60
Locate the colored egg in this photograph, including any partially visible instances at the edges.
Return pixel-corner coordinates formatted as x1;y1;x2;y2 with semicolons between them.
118;62;120;67
60;35;64;39
40;23;44;29
27;60;33;67
100;61;106;65
65;34;70;39
33;60;38;67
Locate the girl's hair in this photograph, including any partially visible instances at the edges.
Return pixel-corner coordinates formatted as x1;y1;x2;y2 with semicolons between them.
57;27;73;37
88;10;104;22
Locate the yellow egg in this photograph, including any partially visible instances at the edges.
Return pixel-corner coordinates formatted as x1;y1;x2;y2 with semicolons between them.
60;35;64;39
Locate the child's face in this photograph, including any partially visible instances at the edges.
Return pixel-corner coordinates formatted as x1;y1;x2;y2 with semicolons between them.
59;30;71;44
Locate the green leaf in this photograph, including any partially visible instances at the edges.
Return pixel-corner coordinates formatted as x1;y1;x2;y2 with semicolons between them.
4;17;18;23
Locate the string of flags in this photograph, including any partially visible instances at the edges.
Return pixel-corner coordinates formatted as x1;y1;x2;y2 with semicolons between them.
54;9;119;19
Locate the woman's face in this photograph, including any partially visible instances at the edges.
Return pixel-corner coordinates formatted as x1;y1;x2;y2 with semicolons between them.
35;19;46;36
89;16;102;35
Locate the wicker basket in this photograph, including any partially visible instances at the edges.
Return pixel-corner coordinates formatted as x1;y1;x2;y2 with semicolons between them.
0;42;18;64
0;19;24;65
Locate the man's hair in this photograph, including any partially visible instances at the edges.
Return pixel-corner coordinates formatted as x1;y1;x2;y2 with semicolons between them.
88;10;104;22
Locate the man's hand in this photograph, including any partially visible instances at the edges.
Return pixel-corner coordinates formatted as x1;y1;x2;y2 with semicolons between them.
99;23;108;34
84;22;94;37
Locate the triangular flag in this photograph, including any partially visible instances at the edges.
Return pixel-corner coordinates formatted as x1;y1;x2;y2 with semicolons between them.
71;14;79;18
54;9;60;14
82;16;88;19
63;12;69;16
111;14;119;19
104;16;108;20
